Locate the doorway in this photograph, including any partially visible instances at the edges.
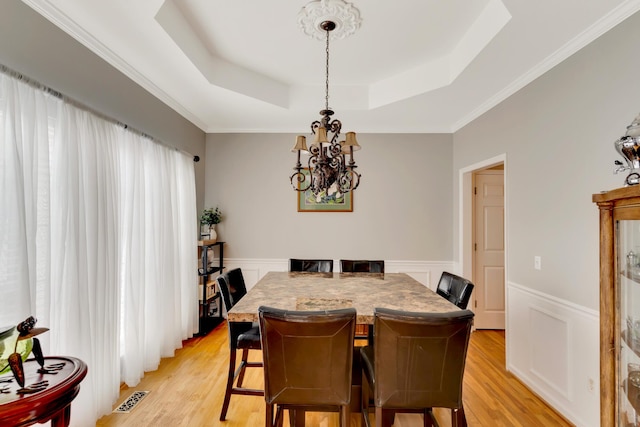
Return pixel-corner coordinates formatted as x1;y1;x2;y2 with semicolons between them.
459;154;507;331
472;167;505;329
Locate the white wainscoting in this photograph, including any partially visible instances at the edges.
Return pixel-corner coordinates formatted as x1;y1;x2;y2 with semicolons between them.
222;259;454;291
507;282;599;427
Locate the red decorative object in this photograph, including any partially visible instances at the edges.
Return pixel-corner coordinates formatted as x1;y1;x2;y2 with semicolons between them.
0;356;87;427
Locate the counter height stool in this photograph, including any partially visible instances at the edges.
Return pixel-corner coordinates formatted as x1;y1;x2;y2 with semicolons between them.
340;260;385;273
339;260;385;342
289;259;334;272
259;306;356;427
217;269;263;421
361;308;475;427
435;271;475;309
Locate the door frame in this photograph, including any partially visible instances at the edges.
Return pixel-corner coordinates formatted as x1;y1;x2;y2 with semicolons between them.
458;153;508;359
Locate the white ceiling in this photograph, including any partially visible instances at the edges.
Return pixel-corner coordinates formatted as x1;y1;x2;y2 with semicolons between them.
21;0;640;133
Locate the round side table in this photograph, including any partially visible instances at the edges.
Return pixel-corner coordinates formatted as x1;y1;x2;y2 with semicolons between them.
0;356;87;427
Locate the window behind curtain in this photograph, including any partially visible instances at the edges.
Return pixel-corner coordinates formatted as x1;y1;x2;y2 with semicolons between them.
0;70;198;426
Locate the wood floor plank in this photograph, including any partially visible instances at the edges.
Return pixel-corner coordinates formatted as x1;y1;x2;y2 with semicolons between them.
96;324;573;426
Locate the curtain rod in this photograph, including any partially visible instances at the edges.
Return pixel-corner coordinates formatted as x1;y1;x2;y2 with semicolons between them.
0;64;200;162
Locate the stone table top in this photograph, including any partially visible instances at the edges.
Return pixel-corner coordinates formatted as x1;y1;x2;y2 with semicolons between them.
228;271;459;324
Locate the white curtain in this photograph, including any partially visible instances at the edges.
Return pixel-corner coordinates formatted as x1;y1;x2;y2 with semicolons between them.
119;132;198;386
0;69;198;426
0;72;54;326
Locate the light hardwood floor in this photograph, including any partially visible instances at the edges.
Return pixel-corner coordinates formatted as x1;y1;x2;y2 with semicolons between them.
96;323;573;427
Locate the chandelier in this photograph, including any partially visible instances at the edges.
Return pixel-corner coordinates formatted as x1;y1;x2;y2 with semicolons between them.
290;0;362;197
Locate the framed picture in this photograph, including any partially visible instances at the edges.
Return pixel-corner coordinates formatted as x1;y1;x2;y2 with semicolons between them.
297;169;353;212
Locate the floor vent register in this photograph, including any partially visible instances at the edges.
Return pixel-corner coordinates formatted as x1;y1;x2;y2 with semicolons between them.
112;390;150;413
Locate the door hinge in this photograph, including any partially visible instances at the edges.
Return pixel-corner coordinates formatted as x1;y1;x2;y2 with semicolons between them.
474;243;477;251
474;186;477;195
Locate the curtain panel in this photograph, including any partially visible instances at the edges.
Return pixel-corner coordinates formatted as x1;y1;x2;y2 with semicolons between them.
0;71;198;426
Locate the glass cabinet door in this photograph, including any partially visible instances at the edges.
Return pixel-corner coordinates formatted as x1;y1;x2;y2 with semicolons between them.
619;220;640;426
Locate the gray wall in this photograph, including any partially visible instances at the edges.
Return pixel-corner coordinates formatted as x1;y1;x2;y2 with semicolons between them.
204;133;453;260
453;10;640;309
8;0;634;304
0;0;207;207
449;12;640;424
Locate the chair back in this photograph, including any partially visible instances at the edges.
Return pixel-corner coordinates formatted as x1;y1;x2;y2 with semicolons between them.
289;258;334;272
225;268;248;307
216;271;253;344
436;271;474;309
258;306;356;406
216;273;234;313
370;308;474;409
340;260;385;273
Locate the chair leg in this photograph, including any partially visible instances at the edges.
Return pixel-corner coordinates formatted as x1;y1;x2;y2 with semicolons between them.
220;347;237;420
451;406;467;427
275;405;284;427
423;408;437;427
291;408;305;427
381;409;394;427
375;407;384;427
236;348;250;387
266;403;274;427
361;373;371;427
340;404;351;427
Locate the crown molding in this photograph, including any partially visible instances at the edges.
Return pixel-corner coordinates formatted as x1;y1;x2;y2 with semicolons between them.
21;0;208;131
453;0;640;132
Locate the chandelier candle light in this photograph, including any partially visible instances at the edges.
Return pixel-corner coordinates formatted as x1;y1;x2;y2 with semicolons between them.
291;0;362;197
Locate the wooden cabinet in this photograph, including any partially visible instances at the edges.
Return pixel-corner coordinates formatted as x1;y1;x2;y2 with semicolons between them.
594;186;640;427
197;240;224;335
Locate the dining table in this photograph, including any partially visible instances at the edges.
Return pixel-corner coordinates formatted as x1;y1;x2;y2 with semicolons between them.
226;271;461;423
227;271;460;324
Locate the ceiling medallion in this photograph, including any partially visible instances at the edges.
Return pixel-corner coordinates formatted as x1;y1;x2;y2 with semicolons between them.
297;0;362;41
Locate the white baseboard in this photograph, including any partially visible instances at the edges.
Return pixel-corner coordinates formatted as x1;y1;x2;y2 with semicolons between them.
507;282;599;427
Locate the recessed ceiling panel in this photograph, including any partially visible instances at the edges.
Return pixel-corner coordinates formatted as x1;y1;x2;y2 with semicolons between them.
161;0;509;109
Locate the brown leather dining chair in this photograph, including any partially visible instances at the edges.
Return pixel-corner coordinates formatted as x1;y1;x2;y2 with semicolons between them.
216;269;263;421
339;259;384;342
360;308;475;427
435;271;475;309
340;259;385;273
258;306;356;427
289;258;334;272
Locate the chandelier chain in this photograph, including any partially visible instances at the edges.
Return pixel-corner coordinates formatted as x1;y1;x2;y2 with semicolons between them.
325;28;330;111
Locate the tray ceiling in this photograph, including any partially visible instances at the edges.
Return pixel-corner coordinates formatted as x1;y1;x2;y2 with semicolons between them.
21;0;640;133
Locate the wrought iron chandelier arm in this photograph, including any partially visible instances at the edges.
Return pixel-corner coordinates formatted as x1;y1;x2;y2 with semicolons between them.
338;168;361;194
328;119;342;138
291;168;311;192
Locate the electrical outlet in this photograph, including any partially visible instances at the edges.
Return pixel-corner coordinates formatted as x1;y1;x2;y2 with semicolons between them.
534;256;541;270
588;378;595;393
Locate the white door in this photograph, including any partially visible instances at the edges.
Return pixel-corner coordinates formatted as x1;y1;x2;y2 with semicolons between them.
473;169;505;329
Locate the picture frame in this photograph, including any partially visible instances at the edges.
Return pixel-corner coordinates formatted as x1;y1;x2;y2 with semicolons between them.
297;168;353;212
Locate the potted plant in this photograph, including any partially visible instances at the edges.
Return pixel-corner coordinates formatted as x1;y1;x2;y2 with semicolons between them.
200;207;221;241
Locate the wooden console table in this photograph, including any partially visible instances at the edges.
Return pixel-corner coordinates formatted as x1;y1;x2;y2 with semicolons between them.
0;356;87;427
